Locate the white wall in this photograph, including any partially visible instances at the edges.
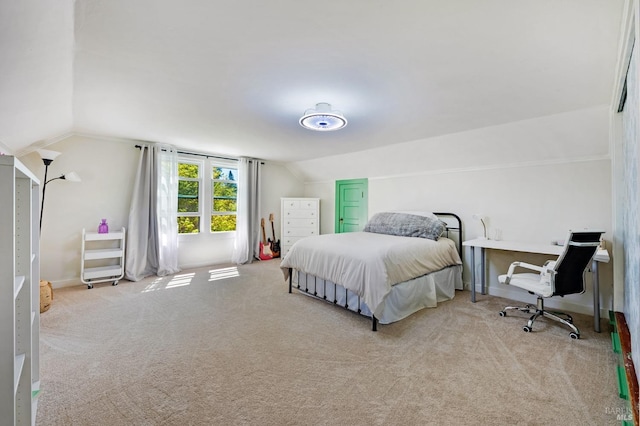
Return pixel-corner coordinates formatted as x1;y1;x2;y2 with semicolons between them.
21;135;138;287
296;106;613;317
20;135;304;287
177;159;304;269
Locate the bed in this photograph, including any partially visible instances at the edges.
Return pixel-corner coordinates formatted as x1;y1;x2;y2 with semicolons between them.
280;212;463;331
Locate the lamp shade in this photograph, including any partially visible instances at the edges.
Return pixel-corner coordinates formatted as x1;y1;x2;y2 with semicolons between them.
37;149;62;162
64;171;81;182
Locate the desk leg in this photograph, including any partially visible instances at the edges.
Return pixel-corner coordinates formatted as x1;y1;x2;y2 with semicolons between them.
480;247;486;295
470;246;476;302
592;260;600;333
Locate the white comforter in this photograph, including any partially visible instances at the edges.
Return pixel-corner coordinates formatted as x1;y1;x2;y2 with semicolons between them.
280;232;462;318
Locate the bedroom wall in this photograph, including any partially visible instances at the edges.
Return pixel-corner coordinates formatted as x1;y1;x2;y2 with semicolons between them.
611;0;640;389
20;134;303;287
297;106;614;317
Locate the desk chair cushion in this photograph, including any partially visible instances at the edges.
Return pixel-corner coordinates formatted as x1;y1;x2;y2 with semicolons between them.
498;273;554;297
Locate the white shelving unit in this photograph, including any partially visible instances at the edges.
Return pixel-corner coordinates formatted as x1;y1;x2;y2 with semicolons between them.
0;156;40;426
81;227;126;289
281;198;320;257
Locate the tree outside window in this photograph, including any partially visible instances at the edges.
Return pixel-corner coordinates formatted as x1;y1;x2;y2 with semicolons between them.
178;162;201;234
211;166;237;232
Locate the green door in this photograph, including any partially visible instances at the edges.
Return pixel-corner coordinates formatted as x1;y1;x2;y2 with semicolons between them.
335;179;368;233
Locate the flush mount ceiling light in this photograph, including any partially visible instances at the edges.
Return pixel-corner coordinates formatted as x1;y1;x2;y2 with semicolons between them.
299;102;347;131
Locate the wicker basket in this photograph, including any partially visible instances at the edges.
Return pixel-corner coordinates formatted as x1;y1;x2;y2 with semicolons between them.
39;280;53;313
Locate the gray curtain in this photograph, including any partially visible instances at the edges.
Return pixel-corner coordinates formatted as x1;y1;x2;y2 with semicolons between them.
232;158;262;264
125;144;181;281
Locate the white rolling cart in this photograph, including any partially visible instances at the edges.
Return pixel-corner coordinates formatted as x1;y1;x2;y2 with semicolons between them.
81;227;126;289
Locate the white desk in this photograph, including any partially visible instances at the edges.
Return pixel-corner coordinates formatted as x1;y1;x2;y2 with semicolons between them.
462;238;610;332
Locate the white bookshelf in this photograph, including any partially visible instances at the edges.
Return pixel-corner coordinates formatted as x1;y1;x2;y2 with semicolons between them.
0;156;40;425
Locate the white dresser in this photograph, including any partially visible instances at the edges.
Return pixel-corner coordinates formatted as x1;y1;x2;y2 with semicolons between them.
281;198;320;257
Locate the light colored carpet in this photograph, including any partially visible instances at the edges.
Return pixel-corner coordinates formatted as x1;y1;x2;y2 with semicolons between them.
37;260;626;425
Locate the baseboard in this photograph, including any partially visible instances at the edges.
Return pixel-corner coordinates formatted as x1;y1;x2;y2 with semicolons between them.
612;312;639;425
46;278;82;289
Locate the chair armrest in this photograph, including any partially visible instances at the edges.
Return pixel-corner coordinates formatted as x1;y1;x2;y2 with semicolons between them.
510;261;544;273
502;261;544;285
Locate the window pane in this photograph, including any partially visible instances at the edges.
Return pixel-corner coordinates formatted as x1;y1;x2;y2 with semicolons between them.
178;216;200;234
179;163;199;178
213;198;237;212
211;214;236;232
213;181;237;197
178;181;199;212
212;167;236;181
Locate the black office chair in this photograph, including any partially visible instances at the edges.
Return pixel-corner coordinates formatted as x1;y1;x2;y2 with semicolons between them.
497;230;603;339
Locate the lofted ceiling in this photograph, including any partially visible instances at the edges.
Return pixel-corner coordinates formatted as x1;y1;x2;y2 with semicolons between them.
0;0;624;162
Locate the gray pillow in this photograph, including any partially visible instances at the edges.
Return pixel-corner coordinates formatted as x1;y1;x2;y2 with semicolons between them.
363;212;446;241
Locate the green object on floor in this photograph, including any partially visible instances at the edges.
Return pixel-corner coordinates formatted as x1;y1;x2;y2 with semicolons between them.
616;364;629;400
611;331;622;354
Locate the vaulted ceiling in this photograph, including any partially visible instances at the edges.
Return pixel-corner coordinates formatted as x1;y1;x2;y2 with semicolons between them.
0;0;624;162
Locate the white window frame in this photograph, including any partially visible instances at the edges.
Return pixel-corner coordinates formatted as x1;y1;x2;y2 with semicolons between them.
177;157;204;235
210;159;238;234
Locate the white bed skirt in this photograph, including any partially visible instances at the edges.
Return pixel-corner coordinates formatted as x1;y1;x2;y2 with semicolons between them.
293;265;463;324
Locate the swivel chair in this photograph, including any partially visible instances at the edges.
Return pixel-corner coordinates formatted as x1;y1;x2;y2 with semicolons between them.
497;230;603;339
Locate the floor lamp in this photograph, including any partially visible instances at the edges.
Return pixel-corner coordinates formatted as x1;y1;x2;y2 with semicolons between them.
37;149;82;231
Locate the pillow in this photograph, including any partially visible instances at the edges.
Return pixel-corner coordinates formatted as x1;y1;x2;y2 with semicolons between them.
363;212;446;241
393;211;438;221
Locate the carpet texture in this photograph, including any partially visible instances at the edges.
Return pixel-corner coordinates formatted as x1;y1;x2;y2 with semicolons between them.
37;260;627;425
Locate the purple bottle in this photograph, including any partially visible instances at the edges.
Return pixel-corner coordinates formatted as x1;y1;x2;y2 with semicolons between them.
98;219;109;234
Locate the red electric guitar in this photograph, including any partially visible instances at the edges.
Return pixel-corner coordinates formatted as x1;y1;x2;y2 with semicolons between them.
259;218;273;260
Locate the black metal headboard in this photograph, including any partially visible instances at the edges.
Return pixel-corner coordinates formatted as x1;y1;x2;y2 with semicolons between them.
433;212;463;266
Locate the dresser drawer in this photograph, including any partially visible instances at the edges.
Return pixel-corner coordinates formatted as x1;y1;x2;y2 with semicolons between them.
284;209;317;219
284;227;317;237
282;236;302;246
298;199;318;210
282;200;300;209
284;218;317;228
282;199;319;210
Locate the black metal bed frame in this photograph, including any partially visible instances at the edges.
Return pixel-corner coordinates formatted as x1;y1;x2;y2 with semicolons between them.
287;212;463;332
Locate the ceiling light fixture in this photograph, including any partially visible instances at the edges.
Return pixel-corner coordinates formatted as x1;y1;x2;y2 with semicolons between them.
299;102;347;131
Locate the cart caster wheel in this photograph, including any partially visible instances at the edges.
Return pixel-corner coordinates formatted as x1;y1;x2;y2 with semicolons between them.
569;332;579;339
523;326;532;333
87;284;93;289
499;311;506;317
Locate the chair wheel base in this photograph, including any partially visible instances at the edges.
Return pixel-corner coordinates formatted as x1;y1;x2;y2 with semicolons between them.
523;326;532;333
569;332;580;339
499;311;506;317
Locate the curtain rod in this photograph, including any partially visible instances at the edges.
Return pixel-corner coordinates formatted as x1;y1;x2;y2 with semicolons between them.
134;144;263;164
134;144;236;161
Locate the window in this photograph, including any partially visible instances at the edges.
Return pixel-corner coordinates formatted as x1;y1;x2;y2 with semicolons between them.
211;166;237;232
178;161;202;234
177;156;238;235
